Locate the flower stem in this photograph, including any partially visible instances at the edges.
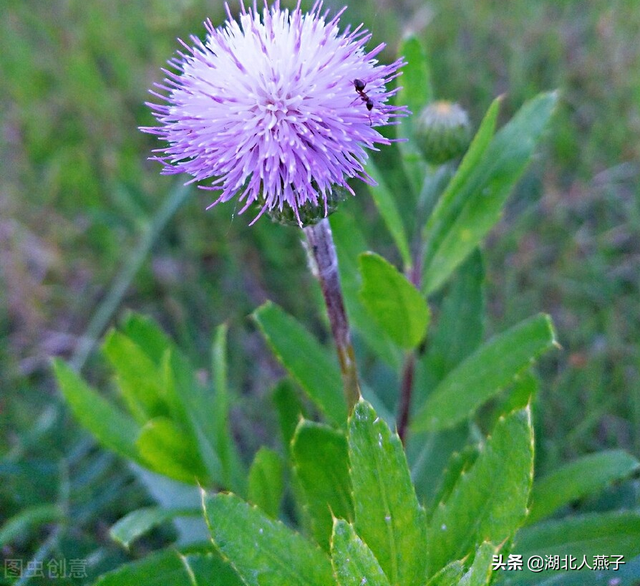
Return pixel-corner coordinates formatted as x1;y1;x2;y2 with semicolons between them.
397;259;423;443
303;218;361;412
397;353;416;443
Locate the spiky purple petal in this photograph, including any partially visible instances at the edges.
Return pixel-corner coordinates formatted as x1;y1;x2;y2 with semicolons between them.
142;0;406;222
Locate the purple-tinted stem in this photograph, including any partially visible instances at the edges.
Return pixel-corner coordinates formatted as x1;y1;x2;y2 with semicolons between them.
304;218;361;412
397;240;425;443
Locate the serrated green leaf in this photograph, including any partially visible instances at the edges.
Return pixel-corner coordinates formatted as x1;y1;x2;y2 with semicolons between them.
490;370;539;427
103;330;167;423
109;506;200;548
423;92;558;294
180;553;244;586
53;358;141;463
412;314;556;433
204;493;334;586
359;252;430;349
425;560;465;586
527;450;640;525
292;421;353;551
331;519;391;586
427;407;534;574
365;160;412;267
253;301;347;427
330;213;402;368
136;417;206;484
510;512;640;584
248;447;284;519
349;400;427;586
458;542;498;586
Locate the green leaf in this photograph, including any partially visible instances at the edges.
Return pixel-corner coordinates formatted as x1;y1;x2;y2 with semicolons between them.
397;35;432;195
248;447;285;519
365;160;412;267
204;493;334;586
272;379;305;459
412;314;557;432
425;560;464;586
109;506;200;548
162;348;223;486
211;324;245;494
422;97;501;261
136;417;207;484
409;250;485;502
458;542;498;586
103;330;167;423
423;92;558;294
527;450;640;525
94;550;189;586
428;444;481;518
349;400;427;586
416;248;485;398
397;35;433;121
180;553;244;586
253;301;347;427
490;370;539;426
120;311;172;365
331;519;391;586
94;548;233;586
292;421;353;551
511;511;640;584
53;358;141;463
0;504;62;547
330;212;402;368
359;252;430;349
409;426;472;510
427;407;534;574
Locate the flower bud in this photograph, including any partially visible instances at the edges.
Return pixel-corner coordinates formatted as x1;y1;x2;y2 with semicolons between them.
415;101;471;165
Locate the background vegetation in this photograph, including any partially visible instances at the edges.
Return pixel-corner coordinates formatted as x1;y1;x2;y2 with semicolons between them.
1;0;639;582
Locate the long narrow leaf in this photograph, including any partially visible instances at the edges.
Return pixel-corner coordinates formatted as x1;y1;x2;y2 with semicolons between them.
527;450;640;525
349;400;427;586
412;314;556;433
253;301;347;426
365;160;412;267
423;92;558;295
204;493;334;586
427;407;534;574
53;359;141;463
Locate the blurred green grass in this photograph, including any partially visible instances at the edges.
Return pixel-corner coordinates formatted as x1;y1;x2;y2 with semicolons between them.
1;0;639;578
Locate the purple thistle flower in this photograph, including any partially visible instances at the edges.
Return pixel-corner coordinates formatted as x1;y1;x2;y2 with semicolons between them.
142;0;406;224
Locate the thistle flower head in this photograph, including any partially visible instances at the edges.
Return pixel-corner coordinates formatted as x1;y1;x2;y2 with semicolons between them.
142;0;406;224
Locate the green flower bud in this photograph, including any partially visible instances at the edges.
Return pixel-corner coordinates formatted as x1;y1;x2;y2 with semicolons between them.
266;185;349;227
415;101;472;165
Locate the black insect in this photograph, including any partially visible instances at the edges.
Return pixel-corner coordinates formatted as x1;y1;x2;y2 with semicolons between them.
353;78;374;112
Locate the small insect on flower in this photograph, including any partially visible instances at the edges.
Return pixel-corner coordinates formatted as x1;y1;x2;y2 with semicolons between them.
141;0;407;225
353;78;374;111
